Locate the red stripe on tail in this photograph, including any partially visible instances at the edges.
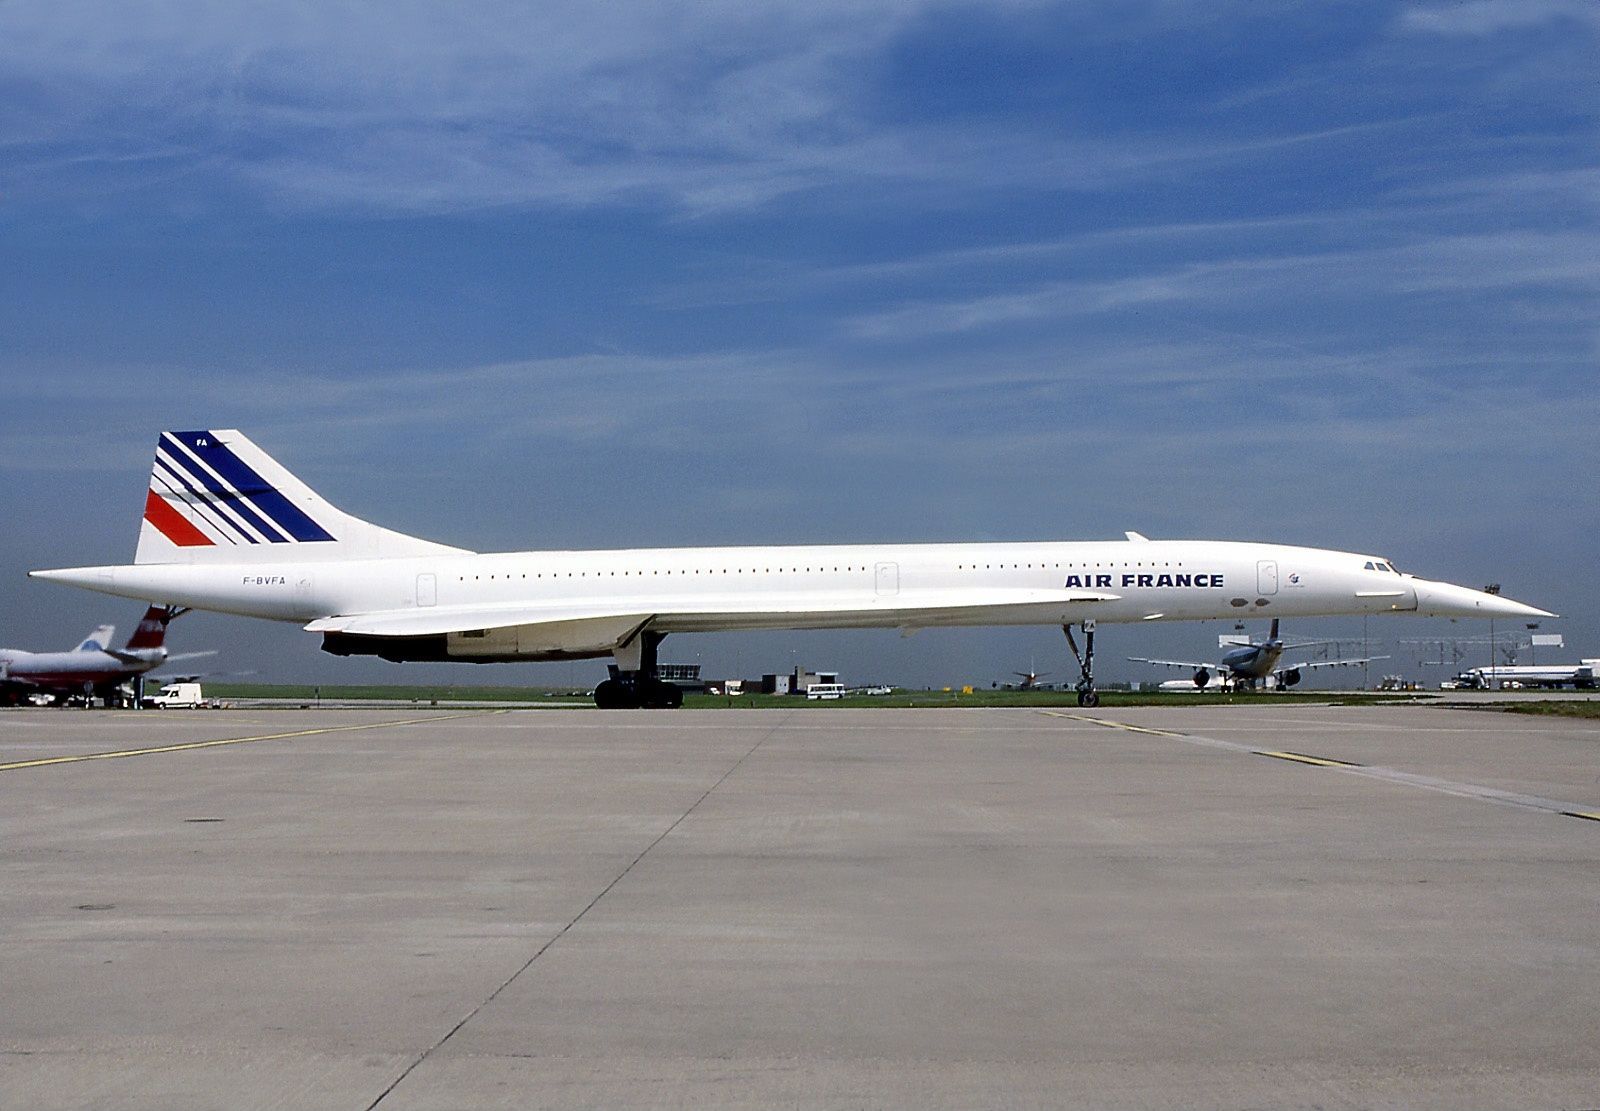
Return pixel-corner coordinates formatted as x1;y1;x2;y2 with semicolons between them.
144;489;214;547
125;605;170;649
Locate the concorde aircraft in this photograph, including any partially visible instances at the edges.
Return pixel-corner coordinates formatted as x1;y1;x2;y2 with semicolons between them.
0;605;198;706
1129;618;1385;690
30;430;1552;709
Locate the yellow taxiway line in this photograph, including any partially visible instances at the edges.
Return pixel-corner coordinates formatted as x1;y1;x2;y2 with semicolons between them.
0;710;508;773
1038;710;1600;827
1036;710;1185;737
1253;749;1363;768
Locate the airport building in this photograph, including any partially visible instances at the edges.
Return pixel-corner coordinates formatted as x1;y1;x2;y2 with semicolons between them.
760;667;840;695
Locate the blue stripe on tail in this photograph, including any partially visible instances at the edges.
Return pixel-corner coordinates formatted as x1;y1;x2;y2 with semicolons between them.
167;431;336;543
153;457;256;544
160;435;288;543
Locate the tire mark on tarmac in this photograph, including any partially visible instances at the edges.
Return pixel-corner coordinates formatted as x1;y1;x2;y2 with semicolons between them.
1039;711;1600;825
364;712;792;1111
0;710;508;772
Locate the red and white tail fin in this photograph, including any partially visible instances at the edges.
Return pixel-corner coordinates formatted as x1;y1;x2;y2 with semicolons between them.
123;606;172;650
136;430;469;565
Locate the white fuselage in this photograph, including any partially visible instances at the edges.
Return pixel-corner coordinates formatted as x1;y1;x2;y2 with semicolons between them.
0;648;165;688
38;539;1473;662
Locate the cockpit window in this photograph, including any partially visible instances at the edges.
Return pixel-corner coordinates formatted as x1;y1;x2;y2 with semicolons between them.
1363;561;1376;570
1375;562;1391;573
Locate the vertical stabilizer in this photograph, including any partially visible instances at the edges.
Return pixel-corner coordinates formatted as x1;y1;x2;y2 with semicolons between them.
136;430;469;565
124;606;172;650
75;625;115;652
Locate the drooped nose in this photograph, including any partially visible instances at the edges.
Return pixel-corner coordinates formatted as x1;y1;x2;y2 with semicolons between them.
1409;577;1555;619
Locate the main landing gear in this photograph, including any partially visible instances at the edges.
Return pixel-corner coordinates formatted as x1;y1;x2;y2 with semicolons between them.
592;630;684;710
1064;619;1099;708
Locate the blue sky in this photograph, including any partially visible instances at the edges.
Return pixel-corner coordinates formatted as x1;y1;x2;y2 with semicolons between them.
2;0;1595;688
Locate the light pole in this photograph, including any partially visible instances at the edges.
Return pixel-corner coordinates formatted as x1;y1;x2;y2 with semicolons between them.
1362;615;1369;690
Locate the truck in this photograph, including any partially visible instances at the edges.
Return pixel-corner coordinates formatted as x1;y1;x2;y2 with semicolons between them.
142;682;220;709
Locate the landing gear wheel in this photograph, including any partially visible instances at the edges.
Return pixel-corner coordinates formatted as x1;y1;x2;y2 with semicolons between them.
639;679;683;709
1077;689;1099;708
593;678;638;709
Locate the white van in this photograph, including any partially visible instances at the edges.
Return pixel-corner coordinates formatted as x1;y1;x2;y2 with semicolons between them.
143;682;218;709
805;683;847;700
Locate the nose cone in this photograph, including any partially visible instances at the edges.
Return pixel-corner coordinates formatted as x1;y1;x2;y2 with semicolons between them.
29;566;131;602
1410;577;1555;619
30;566;114;588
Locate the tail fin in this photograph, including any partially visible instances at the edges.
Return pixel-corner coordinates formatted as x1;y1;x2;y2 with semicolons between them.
76;625;115;652
136;430;469;565
124;606;173;650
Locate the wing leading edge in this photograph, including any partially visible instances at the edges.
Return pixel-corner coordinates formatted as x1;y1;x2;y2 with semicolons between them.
1127;656;1218;671
308;588;1119;644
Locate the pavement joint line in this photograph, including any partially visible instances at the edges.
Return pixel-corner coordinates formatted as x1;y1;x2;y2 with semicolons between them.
1038;712;1600;825
363;711;793;1111
0;710;509;772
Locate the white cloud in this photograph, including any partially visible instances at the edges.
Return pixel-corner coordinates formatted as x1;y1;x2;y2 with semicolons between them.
1401;0;1600;36
0;1;1514;216
0;1;1049;213
844;228;1600;339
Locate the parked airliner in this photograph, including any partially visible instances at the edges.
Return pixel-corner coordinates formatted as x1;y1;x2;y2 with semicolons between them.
1129;618;1385;690
30;431;1552;708
1;605;199;706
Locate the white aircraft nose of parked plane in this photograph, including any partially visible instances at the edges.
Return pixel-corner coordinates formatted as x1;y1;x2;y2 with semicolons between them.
1408;577;1555;619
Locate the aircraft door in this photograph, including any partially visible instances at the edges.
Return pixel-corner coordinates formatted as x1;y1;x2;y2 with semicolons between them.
875;562;900;597
1256;560;1278;595
416;573;437;607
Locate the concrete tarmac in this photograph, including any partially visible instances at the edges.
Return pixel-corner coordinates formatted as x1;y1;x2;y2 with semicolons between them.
2;704;1598;1109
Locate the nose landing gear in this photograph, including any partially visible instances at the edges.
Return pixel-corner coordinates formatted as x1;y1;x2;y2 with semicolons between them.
1064;620;1099;708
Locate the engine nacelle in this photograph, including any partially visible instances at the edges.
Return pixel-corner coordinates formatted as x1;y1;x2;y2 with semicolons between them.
1280;668;1301;688
321;631;451;662
1193;668;1211;688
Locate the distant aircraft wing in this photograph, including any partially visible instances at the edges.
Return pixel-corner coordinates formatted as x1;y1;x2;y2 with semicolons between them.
1128;656;1218;671
308;588;1120;645
104;648;217;664
1282;654;1389;671
163;650;220;663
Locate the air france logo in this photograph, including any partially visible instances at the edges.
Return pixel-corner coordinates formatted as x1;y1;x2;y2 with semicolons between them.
1288;572;1302;586
1064;572;1225;589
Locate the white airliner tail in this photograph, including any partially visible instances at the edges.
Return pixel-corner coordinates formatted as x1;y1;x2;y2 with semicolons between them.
75;625;115;652
135;430;469;565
